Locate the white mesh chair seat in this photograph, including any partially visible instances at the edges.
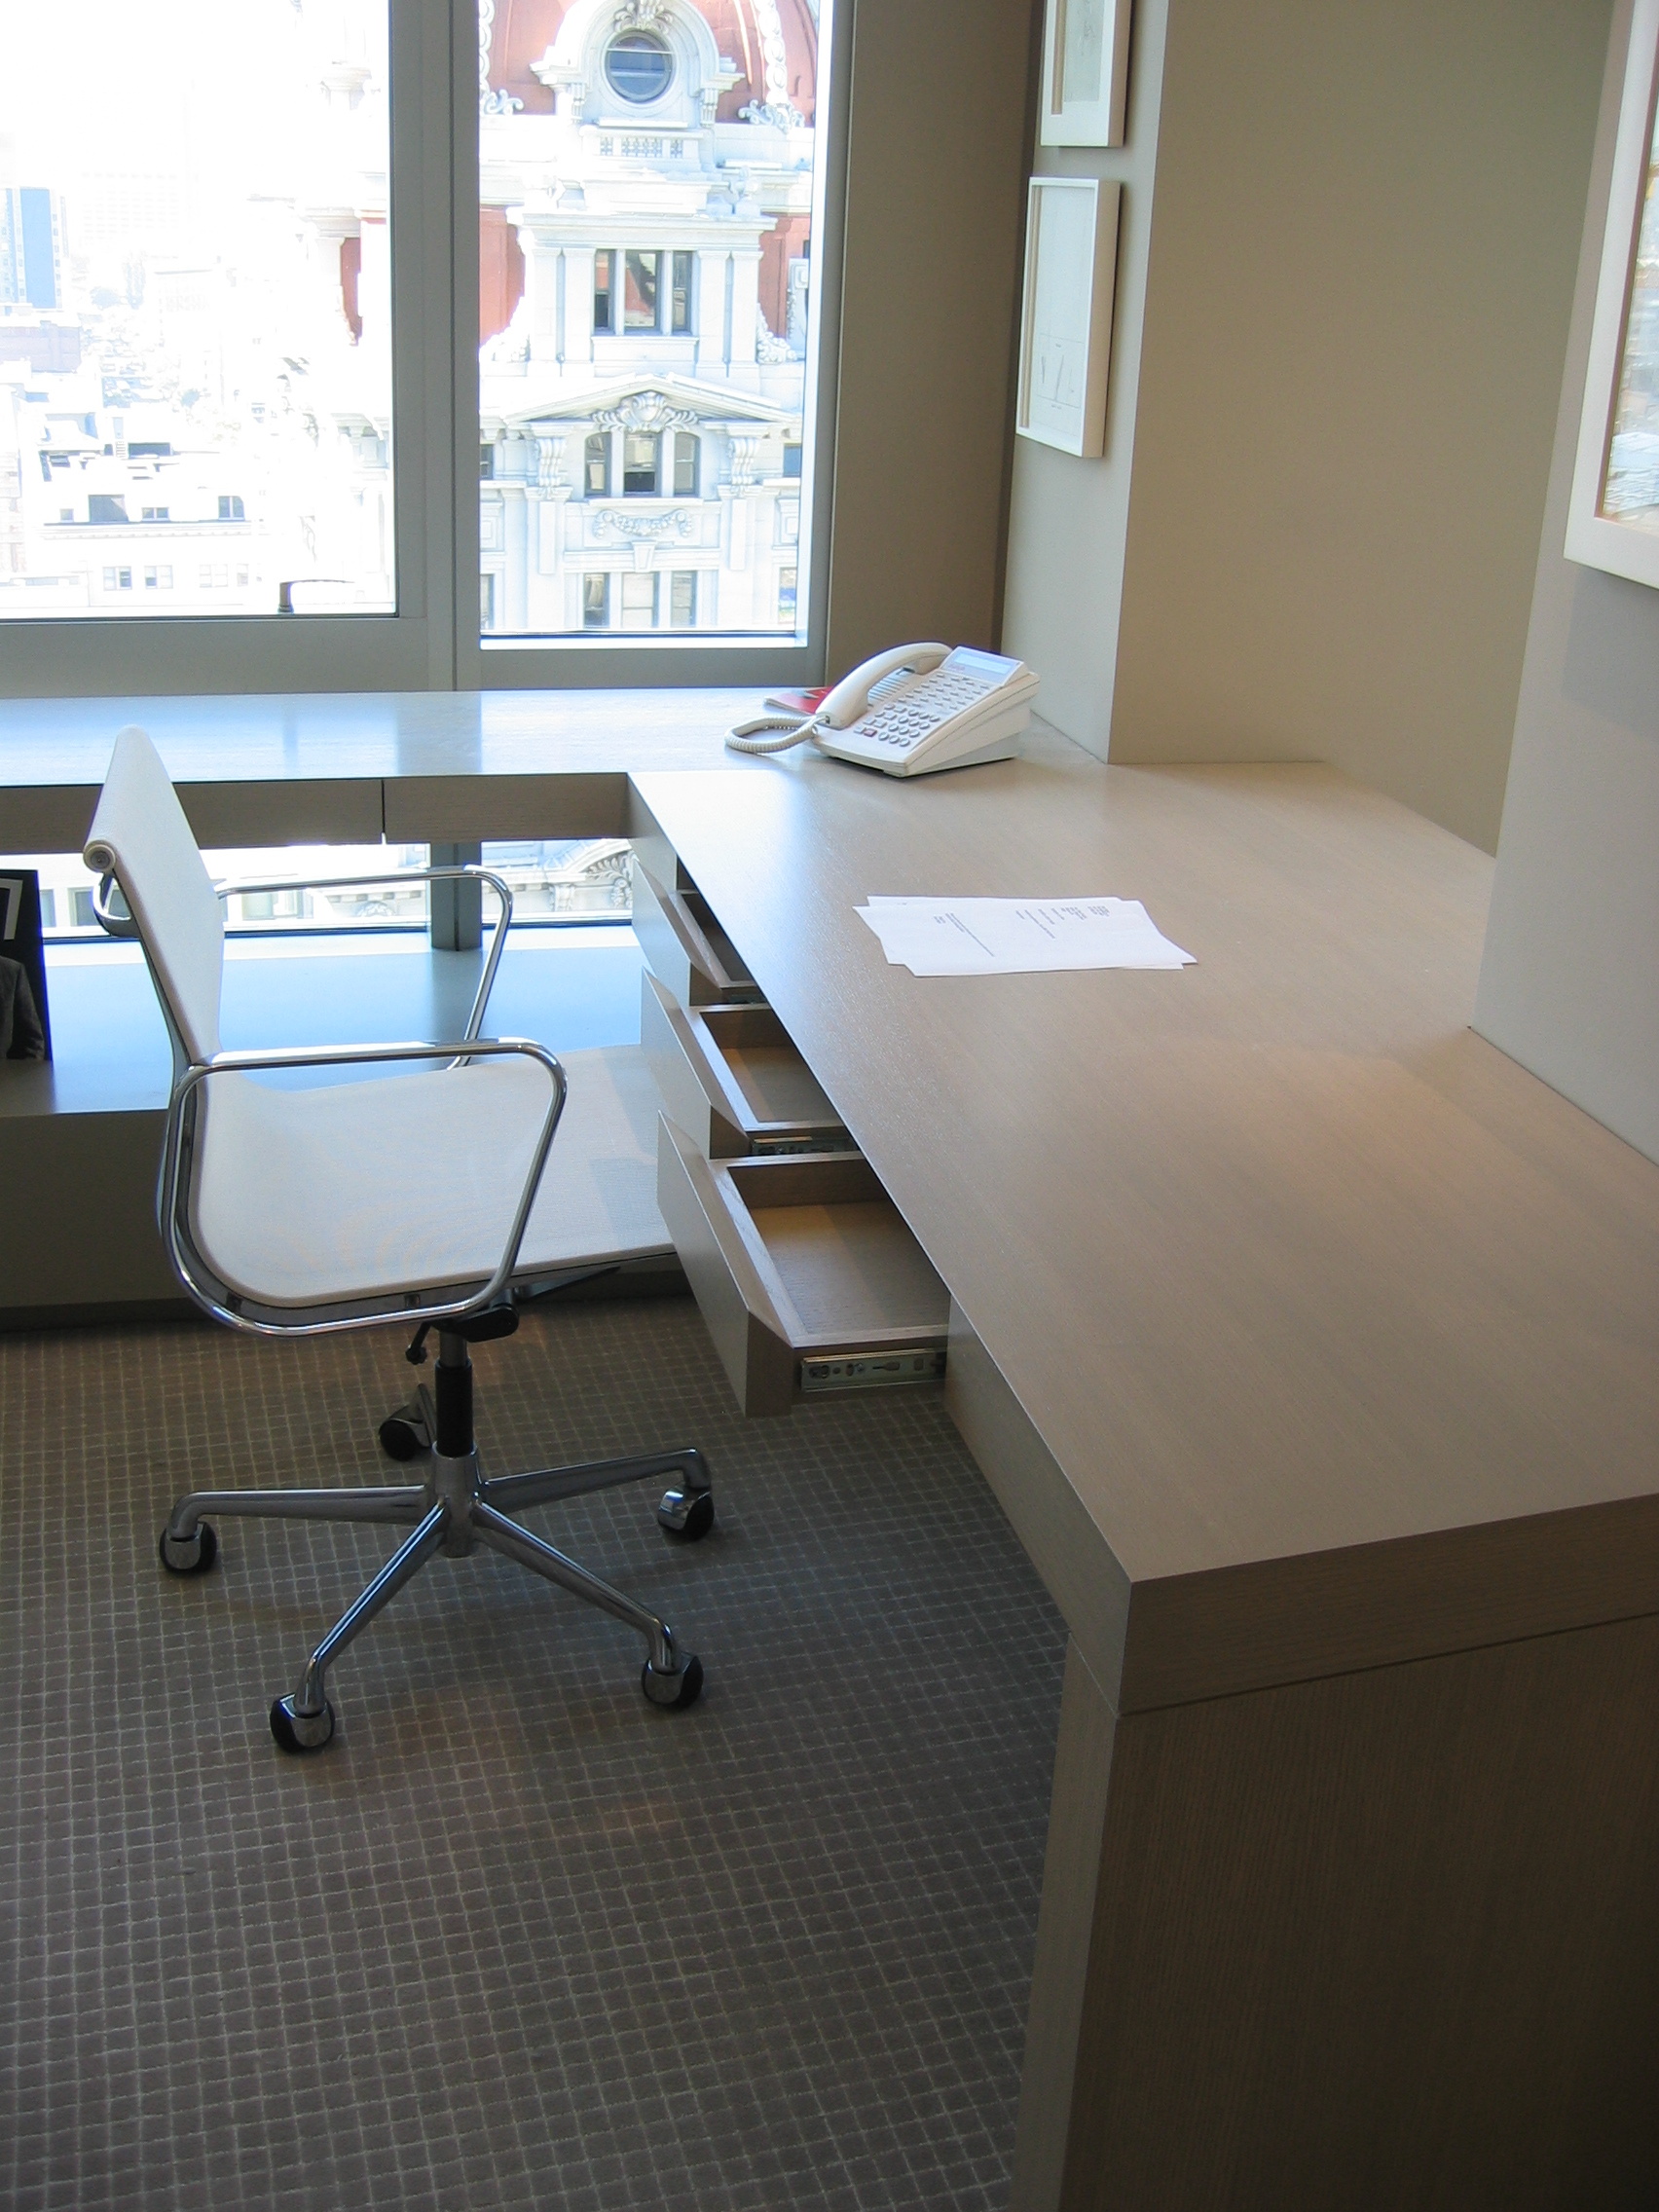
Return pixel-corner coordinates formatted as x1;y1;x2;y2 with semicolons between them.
195;1045;670;1308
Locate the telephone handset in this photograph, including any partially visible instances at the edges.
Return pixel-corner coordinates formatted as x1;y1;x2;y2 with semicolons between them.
726;643;1038;778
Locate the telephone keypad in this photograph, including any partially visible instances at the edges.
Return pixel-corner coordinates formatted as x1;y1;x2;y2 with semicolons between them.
857;670;997;750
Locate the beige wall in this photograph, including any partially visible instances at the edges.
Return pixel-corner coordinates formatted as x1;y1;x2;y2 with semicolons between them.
1005;0;1610;853
1476;0;1659;1166
825;0;1039;678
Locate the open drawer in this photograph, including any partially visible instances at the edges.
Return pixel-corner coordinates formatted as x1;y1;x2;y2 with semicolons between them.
657;1117;949;1416
642;971;853;1159
630;854;762;1007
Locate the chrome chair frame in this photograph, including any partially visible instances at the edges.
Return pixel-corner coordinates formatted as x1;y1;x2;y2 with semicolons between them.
94;858;713;1751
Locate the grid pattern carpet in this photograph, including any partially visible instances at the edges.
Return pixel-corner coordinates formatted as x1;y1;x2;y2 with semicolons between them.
0;1293;1065;2212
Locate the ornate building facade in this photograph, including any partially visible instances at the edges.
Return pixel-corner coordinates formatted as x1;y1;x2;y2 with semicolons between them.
476;0;820;635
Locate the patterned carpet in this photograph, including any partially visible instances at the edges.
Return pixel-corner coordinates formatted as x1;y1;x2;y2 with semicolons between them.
0;1292;1065;2211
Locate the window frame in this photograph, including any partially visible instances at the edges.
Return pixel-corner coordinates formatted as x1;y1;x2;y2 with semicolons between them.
1;0;461;700
1;0;848;699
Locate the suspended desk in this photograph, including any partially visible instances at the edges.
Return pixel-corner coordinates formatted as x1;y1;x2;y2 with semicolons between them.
6;696;1659;2204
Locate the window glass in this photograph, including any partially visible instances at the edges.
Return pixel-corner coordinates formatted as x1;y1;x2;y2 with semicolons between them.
604;31;674;106
669;571;696;627
623;250;660;331
0;0;394;623
777;567;797;622
671;252;693;334
622;431;660;497
477;0;828;642
618;571;658;629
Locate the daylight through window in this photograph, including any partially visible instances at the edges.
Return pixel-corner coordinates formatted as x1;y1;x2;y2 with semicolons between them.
0;0;395;622
477;0;825;641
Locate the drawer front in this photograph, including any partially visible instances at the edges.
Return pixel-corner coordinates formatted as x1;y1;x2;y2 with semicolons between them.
641;972;850;1159
630;854;761;1007
657;1116;948;1417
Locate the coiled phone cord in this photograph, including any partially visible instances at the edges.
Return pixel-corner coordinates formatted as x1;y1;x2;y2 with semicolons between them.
723;711;831;755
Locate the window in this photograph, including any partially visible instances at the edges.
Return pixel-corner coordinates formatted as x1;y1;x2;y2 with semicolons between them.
0;4;393;632
481;573;497;630
4;0;840;682
623;250;660;331
582;573;610;628
618;572;658;629
778;568;797;623
623;431;660;497
669;571;697;627
143;566;171;589
604;31;674;105
102;567;132;591
479;0;835;647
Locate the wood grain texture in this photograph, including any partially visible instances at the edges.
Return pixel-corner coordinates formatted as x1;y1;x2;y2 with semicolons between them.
634;741;1659;1699
1058;1612;1659;2211
1011;1639;1119;2212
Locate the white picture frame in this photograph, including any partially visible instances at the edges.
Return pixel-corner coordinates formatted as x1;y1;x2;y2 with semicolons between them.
1015;177;1122;459
1038;0;1132;149
1566;0;1659;587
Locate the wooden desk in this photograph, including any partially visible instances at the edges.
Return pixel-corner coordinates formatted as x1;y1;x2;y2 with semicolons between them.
628;733;1659;2212
9;696;1659;2200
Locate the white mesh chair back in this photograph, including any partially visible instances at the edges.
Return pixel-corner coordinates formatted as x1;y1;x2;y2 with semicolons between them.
84;725;223;1063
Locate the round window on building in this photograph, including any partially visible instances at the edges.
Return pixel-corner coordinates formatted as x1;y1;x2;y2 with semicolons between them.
605;29;674;103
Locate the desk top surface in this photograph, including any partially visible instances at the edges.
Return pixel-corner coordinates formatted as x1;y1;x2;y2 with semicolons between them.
8;689;1659;1677
634;733;1659;1603
0;686;766;792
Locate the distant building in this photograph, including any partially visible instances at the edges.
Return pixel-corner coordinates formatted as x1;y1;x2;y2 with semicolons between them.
475;0;819;635
1;185;66;311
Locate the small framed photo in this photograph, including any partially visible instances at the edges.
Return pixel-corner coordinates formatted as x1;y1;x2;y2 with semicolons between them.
1015;177;1122;458
1038;0;1132;149
0;867;52;1064
1566;0;1659;587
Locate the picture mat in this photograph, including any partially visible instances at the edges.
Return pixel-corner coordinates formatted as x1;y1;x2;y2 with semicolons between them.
1016;178;1121;458
1567;0;1659;588
1040;0;1131;148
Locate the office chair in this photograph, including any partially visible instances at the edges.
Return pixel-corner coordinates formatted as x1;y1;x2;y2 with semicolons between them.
86;726;712;1752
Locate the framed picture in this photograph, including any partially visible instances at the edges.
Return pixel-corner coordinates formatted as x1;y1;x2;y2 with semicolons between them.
1567;0;1659;586
1015;177;1122;459
0;868;52;1063
1038;0;1132;149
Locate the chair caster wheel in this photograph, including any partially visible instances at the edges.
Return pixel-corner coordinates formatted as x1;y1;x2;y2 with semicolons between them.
378;1414;426;1462
159;1521;218;1576
658;1489;715;1541
270;1696;336;1753
642;1653;704;1710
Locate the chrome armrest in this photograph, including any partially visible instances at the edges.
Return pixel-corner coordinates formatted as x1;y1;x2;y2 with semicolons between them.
212;866;515;1044
92;872;139;939
161;1034;568;1340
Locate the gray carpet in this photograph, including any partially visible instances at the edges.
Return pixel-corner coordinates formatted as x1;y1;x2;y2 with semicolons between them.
0;1293;1065;2211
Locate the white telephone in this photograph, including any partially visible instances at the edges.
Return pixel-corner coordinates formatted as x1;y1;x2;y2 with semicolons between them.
725;643;1038;777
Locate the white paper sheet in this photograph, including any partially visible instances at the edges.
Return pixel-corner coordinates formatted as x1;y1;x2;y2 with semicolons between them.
854;896;1195;976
